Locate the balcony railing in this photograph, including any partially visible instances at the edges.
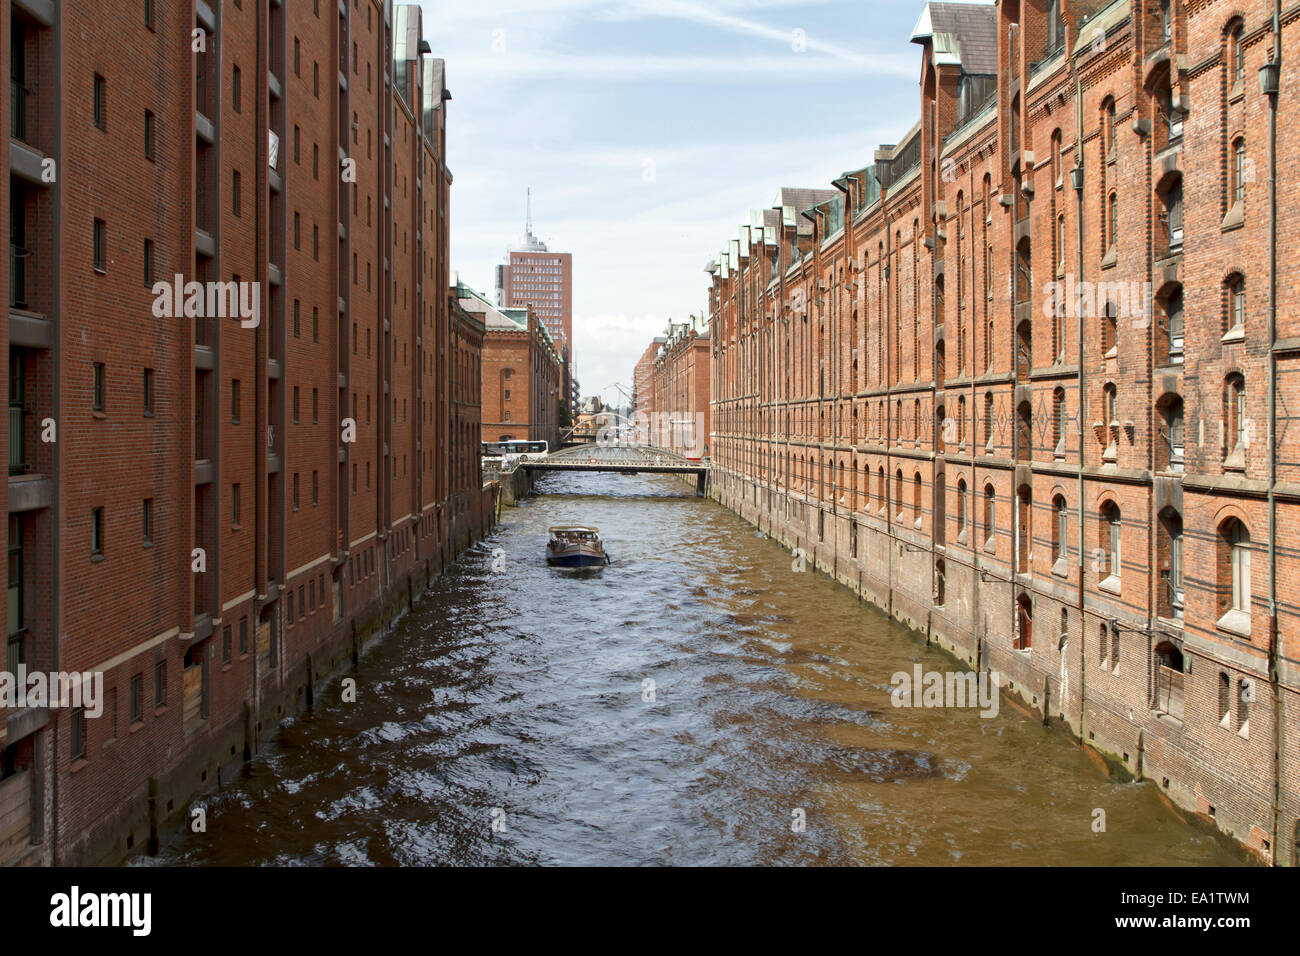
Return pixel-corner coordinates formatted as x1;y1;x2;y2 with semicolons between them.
6;632;25;676
10;79;31;144
9;404;26;474
9;244;29;310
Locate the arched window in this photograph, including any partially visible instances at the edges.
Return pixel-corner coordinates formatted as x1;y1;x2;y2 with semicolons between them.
1102;383;1118;459
1154;641;1185;720
1052;387;1067;457
913;471;923;527
985;316;995;371
1157;392;1185;472
1158;507;1184;621
1103;98;1116;160
1231;22;1246;88
1099;500;1122;589
1107;191;1119;250
957;395;967;446
983;391;995;450
1225;273;1246;335
935;558;946;606
1052;494;1068;566
895;468;904;519
1163;285;1185;364
1218;671;1232;724
983;483;996;550
1217;518;1251;626
957;478;969;540
1015;594;1033;650
1017;485;1032;572
877;465;886;513
1223;372;1246;465
1232;137;1247;207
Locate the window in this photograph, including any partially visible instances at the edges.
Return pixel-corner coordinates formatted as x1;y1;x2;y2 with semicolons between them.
1226;274;1246;335
957;478;968;540
144;110;155;159
93;74;107;129
1053;495;1068;567
312;388;319;423
130;673;142;723
1224;373;1246;465
983;484;996;550
294;125;301;164
293;386;300;423
983;392;994;450
142;498;153;545
1165;288;1185;363
222;625;232;665
231;483;241;526
1053;388;1067;457
1159;508;1184;621
142;368;155;415
1102;383;1118;458
294;212;300;249
239;617;248;655
1107;192;1118;250
313;144;319;180
143;239;154;286
1232;138;1247;206
91;361;106;411
231;379;241;423
294;37;301;76
232;169;241;216
154;661;166;708
1099;501;1121;589
1218;672;1232;724
1164;177;1183;250
71;708;86;760
1232;24;1245;87
1218;518;1251;624
1104;99;1116;159
292;472;299;510
312;470;319;506
232;65;241;113
312;307;319;342
93;219;107;271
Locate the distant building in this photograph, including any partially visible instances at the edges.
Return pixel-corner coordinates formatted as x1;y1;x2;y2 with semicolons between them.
460;281;562;449
636;318;710;459
632;337;666;416
495;191;573;410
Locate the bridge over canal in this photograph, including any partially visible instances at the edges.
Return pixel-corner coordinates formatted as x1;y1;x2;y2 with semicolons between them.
521;444;709;495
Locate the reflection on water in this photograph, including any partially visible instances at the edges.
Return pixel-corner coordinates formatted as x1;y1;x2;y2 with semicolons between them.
145;471;1247;866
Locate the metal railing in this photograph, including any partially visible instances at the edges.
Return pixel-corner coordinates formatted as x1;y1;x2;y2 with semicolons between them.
8;405;26;474
10;79;31;143
9;244;29;310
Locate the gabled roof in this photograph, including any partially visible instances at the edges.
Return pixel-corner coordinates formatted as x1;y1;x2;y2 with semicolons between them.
911;2;997;76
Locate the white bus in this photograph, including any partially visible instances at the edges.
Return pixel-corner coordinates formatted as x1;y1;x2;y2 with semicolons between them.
484;439;548;461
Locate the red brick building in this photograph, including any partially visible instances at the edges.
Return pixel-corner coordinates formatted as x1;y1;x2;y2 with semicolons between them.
631;336;664;418
1;0;489;865
706;0;1300;863
461;282;562;450
642;319;711;460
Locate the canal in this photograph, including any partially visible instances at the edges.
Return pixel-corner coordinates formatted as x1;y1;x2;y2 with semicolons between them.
146;470;1247;866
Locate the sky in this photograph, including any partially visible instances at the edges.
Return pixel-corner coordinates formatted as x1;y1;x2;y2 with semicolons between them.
419;0;945;407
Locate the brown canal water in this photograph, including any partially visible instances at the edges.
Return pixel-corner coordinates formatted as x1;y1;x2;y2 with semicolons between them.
143;470;1248;866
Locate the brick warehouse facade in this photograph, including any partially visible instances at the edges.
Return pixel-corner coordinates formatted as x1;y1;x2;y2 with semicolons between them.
704;0;1300;863
1;0;493;865
464;281;562;450
640;318;711;460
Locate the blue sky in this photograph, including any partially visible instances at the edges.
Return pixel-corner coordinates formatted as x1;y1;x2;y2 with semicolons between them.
419;0;945;406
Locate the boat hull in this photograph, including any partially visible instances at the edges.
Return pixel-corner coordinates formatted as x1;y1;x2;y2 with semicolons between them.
546;551;607;568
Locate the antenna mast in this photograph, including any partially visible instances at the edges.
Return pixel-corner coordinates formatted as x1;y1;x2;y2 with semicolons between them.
526;187;532;238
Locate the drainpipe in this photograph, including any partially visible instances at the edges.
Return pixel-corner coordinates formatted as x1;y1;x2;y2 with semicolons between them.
1073;66;1087;741
1262;0;1282;865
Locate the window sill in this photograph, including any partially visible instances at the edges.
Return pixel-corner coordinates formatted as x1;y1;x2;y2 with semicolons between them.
154;705;168;717
1100;246;1117;270
70;757;89;774
1052;558;1070;578
983;537;996;555
1220;326;1244;345
1099;574;1121;595
90;553;105;564
1216;608;1251;638
129;719;145;734
92;410;107;420
1221;203;1245;233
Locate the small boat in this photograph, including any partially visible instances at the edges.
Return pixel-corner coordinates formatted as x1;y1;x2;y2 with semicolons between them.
546;526;610;567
